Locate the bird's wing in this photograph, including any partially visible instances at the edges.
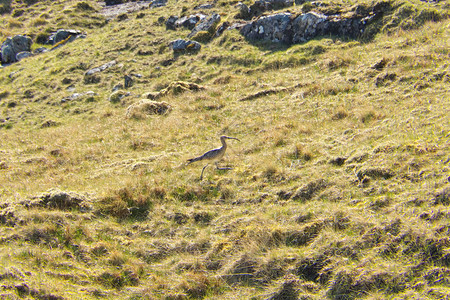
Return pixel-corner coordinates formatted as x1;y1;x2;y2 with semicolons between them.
200;148;221;160
187;148;221;164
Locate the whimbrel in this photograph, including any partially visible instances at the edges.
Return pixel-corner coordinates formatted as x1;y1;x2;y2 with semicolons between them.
187;136;240;180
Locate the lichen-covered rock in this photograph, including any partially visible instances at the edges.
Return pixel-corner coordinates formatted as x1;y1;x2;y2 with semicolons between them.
169;39;201;53
240;12;292;43
48;29;82;45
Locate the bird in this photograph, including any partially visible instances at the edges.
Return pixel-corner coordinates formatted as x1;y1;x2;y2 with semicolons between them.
187;136;240;180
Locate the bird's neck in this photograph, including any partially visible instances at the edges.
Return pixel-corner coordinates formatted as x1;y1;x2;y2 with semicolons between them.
220;138;227;149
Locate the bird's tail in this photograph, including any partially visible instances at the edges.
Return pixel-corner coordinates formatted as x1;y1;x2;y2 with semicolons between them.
186;156;202;165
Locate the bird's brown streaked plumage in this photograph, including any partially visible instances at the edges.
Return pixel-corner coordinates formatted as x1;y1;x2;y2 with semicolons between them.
187;136;240;180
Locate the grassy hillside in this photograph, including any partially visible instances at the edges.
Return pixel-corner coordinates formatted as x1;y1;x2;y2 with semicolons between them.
0;0;449;299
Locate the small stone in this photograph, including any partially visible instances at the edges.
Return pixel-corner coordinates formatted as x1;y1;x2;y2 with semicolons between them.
16;51;33;61
169;39;201;53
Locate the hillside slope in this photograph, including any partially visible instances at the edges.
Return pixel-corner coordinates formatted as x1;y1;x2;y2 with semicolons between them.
0;0;449;299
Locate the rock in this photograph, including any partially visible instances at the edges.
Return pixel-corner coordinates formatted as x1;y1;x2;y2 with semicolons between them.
1;35;32;64
188;13;221;38
215;21;231;37
291;12;327;43
84;61;115;84
85;60;117;76
61;91;97;103
47;29;82;45
124;74;133;88
150;0;167;8
236;2;251;19
166;15;178;30
126;99;172;118
33;47;48;54
169;39;201;53
240;13;292;43
175;14;206;30
167;14;211;31
16;51;33;61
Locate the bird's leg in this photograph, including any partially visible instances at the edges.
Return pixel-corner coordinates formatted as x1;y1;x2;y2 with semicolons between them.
215;162;232;170
200;163;209;180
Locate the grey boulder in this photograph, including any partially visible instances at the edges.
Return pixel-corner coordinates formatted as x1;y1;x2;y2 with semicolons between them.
1;35;32;64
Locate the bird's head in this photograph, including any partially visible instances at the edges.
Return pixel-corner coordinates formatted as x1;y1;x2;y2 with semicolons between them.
221;135;240;142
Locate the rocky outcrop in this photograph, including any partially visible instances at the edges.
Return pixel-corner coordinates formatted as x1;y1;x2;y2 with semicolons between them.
0;29;85;65
240;10;375;44
0;35;32;64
